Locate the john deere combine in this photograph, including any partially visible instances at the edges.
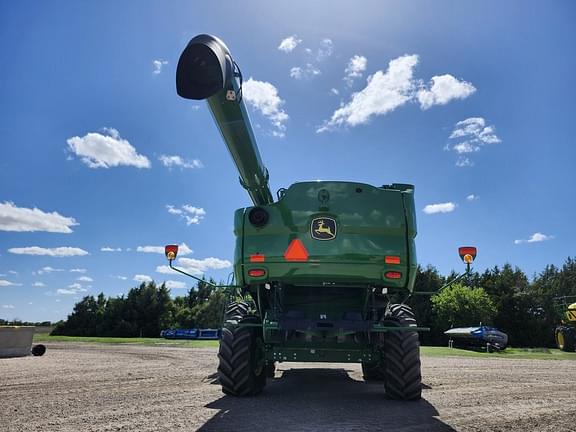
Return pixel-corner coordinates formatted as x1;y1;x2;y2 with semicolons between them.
170;34;425;400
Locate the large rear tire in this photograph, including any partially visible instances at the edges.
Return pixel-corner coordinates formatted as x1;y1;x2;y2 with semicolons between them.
555;326;575;352
217;302;266;396
382;304;422;401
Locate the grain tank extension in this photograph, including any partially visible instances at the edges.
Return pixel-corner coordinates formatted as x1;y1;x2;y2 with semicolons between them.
175;34;423;400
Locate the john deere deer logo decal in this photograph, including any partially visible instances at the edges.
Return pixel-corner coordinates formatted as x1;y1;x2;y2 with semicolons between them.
311;217;337;240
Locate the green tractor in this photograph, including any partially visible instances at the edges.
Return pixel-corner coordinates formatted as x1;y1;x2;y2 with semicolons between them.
169;34;427;400
554;296;576;352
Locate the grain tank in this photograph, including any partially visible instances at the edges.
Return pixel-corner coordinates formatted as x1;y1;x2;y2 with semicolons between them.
175;34;423;400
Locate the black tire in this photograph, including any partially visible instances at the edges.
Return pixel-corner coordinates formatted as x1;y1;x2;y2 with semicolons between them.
31;344;46;357
362;360;385;381
217;302;266;396
382;304;422;401
224;301;250;322
555;327;575;352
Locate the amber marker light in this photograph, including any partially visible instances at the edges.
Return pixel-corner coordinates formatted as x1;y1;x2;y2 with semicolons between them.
458;246;477;263
250;254;265;263
165;244;179;261
385;256;401;264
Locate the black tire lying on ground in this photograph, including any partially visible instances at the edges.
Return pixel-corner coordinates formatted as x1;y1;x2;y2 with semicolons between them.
31;344;46;357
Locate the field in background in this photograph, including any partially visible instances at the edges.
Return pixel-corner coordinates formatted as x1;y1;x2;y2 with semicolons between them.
33;334;576;360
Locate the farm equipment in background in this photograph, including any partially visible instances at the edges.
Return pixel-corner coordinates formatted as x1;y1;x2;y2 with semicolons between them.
0;326;46;358
553;296;576;352
444;326;508;352
167;34;475;400
160;328;220;340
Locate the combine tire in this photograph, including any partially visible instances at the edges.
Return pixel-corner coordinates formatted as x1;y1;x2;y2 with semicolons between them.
362;360;385;381
217;302;266;396
555;327;575;352
382;304;422;401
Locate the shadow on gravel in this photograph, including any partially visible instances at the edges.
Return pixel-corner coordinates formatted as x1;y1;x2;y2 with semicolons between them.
199;368;455;432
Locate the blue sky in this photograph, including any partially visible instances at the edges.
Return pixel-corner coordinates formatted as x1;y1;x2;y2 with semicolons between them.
1;1;574;322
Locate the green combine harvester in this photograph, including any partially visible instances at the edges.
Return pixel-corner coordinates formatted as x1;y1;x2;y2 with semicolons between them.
169;34;427;400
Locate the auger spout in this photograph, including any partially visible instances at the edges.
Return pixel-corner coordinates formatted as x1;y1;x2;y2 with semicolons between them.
176;34;273;206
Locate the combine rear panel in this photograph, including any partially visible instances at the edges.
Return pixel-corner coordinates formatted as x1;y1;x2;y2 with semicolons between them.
237;181;417;290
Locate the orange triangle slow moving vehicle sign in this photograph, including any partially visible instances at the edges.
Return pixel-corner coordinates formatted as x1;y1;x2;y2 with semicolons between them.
284;239;309;262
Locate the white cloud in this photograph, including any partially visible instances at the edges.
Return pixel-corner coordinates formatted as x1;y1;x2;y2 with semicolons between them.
0;279;22;287
69;268;87;273
77;276;93;282
164;280;187;289
330;88;339;95
344;55;367;86
137;243;193;256
153;59;168;74
57;287;87;295
32;282;45;287
278;35;302;53
56;282;88;295
166;205;206;225
67;128;151;169
101;246;122;252
514;232;554;245
453;142;480;154
2;304;15;309
466;194;479;201
37;266;65;275
8;247;89;257
456;157;474;167
117;275;128;280
134;274;153;283
417;74;476;109
447;117;501;167
0;202;78;233
158;155;203;169
318;55;419;132
289;64;321;80
243;78;289;137
156;257;232;276
423;202;456;214
319;56;476;132
316;38;334;61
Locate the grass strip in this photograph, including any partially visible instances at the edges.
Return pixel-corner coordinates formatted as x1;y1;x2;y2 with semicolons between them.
35;335;576;360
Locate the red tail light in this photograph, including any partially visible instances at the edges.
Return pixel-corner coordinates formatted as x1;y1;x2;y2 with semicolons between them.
385;271;402;279
385;256;400;264
248;269;266;277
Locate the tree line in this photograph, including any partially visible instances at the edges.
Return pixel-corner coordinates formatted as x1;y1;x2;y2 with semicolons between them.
51;279;226;337
30;257;576;347
411;257;576;347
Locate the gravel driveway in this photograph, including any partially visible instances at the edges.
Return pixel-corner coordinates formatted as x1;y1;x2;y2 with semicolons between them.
1;343;575;431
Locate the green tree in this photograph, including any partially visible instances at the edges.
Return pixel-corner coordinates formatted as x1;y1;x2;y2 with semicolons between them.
409;265;445;345
431;283;497;330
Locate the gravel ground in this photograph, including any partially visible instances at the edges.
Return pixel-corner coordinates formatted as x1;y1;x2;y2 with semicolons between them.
1;343;575;432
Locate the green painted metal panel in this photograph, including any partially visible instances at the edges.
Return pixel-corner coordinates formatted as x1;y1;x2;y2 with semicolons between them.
234;181;417;290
